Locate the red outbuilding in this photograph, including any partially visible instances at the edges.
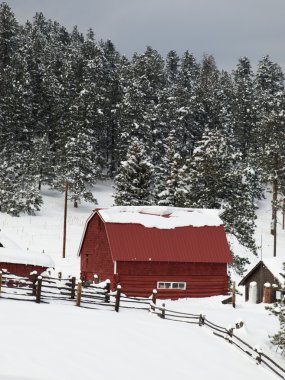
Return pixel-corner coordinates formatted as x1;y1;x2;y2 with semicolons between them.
78;206;232;299
0;232;54;277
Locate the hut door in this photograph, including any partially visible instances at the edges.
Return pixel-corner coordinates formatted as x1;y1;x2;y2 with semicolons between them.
248;281;257;303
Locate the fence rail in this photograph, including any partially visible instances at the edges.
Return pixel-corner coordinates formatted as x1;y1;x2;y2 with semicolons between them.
0;271;284;379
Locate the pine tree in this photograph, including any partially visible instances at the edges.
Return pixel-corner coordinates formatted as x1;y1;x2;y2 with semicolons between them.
255;56;285;234
113;139;153;206
155;133;190;207
54;131;98;207
188;128;257;256
267;263;285;350
232;57;257;158
117;47;166;162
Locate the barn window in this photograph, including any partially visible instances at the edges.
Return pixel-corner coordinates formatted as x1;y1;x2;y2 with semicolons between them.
157;282;186;290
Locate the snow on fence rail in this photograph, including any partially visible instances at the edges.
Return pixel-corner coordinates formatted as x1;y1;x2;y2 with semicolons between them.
150;303;285;379
0;271;284;379
0;271;35;301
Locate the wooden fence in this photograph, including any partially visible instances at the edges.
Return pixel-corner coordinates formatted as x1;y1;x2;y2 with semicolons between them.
0;271;284;379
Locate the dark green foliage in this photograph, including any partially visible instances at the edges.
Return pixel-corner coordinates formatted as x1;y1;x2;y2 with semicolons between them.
187;128;257;254
1;1;284;275
267;263;285;351
113;140;153;206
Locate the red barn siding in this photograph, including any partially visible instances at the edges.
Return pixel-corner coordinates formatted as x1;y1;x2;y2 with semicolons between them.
116;261;228;298
79;211;231;299
80;215;115;286
0;263;48;278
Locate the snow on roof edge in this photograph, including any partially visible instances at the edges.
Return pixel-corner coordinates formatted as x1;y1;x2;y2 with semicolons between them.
0;232;55;268
98;206;223;229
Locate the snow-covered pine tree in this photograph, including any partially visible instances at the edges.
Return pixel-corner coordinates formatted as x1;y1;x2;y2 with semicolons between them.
165;50;180;87
31;134;54;190
54;131;98;208
188;128;257;258
113;139;153;206
155;133;190;207
99;40;122;177
174;50;201;156
267;263;285;350
232;57;257;158
197;55;220;132
255;56;285;233
0;6;42;215
117;47;166;162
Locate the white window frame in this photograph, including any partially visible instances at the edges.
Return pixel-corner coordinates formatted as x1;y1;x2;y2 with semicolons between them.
157;281;186;290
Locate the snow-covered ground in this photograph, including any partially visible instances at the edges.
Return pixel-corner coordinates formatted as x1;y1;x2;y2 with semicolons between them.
0;181;113;276
0;182;284;380
0;298;279;380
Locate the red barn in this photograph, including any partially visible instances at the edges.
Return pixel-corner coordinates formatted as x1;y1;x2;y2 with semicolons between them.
0;232;54;277
78;206;232;299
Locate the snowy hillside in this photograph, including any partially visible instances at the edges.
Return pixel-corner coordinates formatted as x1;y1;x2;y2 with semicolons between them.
0;182;285;380
0;297;279;380
0;181;113;277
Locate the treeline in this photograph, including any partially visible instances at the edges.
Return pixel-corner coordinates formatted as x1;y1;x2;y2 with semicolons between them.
1;3;285;262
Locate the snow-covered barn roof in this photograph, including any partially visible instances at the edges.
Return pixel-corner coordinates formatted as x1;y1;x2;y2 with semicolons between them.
98;206;223;229
0;232;54;268
79;206;232;263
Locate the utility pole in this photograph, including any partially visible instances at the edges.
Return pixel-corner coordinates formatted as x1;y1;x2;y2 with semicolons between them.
62;181;68;259
271;206;277;257
282;198;285;230
273;210;277;257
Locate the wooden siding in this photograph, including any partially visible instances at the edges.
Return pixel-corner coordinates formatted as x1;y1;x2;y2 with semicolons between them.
80;214;115;286
0;263;48;278
117;261;226;276
242;263;279;303
115;274;228;299
116;261;228;299
79;213;230;299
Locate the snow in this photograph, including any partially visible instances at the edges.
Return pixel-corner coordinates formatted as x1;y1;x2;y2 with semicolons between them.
263;258;285;284
0;182;284;379
0;232;54;268
99;206;223;229
0;298;278;380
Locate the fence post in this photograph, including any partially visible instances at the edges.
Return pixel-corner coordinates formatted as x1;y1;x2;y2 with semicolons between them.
94;274;99;284
228;327;234;339
199;313;205;326
31;271;38;296
105;280;111;303
161;303;166;319
263;283;271;303
232;281;236;308
0;271;2;297
71;277;76;299
151;289;157;311
36;276;42;304
76;280;82;307
115;285;121;312
254;347;262;365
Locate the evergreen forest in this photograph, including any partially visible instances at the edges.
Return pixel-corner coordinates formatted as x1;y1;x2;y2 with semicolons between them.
1;3;285;266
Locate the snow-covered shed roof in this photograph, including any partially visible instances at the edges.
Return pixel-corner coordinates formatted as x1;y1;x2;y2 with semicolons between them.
239;258;285;286
79;206;232;263
0;232;54;268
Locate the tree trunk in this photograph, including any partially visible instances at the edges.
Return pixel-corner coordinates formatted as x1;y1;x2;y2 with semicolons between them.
74;200;78;208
